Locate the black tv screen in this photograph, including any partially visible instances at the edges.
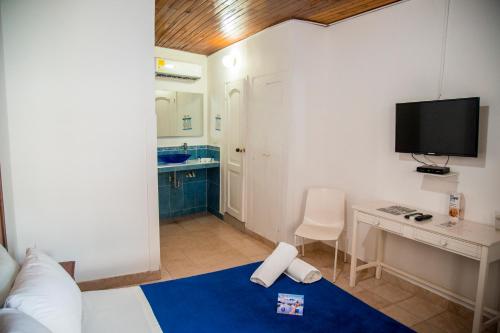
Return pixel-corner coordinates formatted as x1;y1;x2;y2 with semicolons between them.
395;97;479;157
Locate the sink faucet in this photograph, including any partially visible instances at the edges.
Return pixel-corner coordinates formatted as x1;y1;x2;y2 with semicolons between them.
181;143;188;152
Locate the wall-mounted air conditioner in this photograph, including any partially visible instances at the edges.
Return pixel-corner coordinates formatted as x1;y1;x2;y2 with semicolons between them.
155;58;202;80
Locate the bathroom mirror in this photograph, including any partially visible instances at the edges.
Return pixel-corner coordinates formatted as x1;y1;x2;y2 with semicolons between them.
155;90;203;137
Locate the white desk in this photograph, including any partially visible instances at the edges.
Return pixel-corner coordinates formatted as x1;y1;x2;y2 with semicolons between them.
349;201;500;333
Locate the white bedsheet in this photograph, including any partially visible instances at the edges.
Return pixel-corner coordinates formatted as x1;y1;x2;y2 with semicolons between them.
82;286;162;333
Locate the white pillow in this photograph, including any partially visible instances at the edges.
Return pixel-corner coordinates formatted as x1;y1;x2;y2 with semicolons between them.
0;308;51;333
0;245;20;306
5;248;81;333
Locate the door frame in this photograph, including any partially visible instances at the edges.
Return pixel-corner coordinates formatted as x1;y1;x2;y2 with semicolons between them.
245;72;290;242
223;78;248;222
0;165;7;248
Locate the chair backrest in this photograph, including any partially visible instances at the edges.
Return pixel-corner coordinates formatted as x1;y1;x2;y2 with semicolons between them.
303;188;345;228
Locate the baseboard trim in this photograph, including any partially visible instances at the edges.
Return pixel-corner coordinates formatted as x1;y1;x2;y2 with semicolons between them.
244;228;276;248
78;270;161;292
223;213;245;233
381;264;499;319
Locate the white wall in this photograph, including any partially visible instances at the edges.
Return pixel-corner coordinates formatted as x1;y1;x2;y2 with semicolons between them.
289;0;500;308
0;0;160;281
209;0;500;308
155;47;208;147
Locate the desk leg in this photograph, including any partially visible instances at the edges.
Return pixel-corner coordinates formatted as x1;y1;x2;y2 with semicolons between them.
349;212;359;288
375;229;385;279
472;246;489;333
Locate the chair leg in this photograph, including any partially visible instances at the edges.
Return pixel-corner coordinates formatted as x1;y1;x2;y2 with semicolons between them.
333;240;339;282
301;237;305;257
343;232;348;263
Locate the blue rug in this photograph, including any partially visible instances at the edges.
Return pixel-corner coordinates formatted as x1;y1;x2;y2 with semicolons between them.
141;262;413;333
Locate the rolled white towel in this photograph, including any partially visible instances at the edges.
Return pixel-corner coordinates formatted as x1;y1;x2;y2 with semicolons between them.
250;242;298;288
284;258;322;284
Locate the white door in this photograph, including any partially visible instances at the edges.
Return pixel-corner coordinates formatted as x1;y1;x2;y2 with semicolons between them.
225;79;247;221
247;73;287;242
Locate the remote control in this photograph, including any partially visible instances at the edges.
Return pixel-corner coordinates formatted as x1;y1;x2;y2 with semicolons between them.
414;214;433;222
405;212;422;219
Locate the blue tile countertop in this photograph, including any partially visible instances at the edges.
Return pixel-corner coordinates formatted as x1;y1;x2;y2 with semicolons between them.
158;145;220;161
158;159;220;173
157;145;220;173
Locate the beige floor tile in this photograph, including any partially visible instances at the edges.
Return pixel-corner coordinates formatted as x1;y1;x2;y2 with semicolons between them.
236;243;273;258
371;283;413;303
446;301;474;322
162;257;204;279
424;311;472;333
190;249;248;269
416;289;449;309
380;304;422;327
412;321;448;333
300;249;335;267
397;296;446;321
160;269;173;281
333;275;365;294
160;248;189;261
246;254;269;262
357;277;387;290
351;290;392;309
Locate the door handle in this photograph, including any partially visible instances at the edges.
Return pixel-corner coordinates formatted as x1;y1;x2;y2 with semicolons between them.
235;147;246;153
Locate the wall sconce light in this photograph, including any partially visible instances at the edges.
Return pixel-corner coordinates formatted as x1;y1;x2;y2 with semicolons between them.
222;53;237;68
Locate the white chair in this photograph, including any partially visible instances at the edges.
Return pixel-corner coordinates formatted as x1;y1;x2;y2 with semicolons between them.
294;188;347;282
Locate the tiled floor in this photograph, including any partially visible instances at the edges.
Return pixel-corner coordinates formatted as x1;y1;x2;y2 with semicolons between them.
160;214;492;333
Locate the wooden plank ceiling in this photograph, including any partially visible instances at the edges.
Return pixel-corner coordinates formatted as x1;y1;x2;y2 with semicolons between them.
155;0;400;55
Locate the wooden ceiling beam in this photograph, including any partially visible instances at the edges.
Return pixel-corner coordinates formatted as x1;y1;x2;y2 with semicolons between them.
155;0;401;55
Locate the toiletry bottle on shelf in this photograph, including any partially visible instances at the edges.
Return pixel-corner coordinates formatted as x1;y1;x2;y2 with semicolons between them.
449;192;463;224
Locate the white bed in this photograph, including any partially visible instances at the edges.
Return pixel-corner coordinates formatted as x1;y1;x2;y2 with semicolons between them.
82;286;162;333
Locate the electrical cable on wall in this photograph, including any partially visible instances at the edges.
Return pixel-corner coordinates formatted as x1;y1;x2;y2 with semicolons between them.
412;153;450;168
437;0;451;100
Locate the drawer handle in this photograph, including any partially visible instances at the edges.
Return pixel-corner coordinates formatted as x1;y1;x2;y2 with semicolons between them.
440;240;448;247
374;221;381;226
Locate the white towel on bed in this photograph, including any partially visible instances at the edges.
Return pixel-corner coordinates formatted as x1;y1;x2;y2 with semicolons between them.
284;258;322;284
250;242;298;288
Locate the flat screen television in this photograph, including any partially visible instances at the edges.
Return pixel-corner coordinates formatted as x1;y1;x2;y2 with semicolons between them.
395;97;480;157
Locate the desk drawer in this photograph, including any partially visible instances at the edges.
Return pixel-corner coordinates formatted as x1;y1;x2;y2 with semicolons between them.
414;229;481;259
357;212;378;225
379;218;403;234
357;213;402;235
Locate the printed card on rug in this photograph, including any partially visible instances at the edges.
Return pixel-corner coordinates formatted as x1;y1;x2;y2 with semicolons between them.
277;293;304;316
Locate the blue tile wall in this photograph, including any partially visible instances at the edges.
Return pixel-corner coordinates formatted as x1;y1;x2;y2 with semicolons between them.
207;167;220;217
157;145;220;162
158;146;220;220
158;166;220;220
